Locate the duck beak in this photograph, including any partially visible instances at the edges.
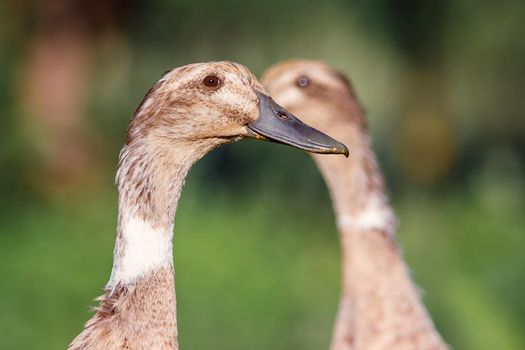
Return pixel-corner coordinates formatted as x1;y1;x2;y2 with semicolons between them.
246;92;349;156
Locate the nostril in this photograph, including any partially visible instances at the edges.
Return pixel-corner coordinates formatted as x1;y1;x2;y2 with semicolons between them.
277;112;289;121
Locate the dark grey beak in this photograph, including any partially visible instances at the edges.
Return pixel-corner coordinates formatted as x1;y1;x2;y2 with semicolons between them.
246;92;349;156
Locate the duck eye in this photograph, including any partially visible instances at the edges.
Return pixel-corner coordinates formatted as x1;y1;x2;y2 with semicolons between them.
297;76;309;88
203;75;221;88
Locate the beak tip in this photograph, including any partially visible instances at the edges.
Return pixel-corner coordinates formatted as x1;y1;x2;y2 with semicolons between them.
335;144;349;157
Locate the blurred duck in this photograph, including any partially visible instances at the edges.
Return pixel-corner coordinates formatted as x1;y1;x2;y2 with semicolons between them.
262;60;447;350
68;61;348;350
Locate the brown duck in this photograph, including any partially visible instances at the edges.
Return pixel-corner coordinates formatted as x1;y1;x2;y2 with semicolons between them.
263;60;447;350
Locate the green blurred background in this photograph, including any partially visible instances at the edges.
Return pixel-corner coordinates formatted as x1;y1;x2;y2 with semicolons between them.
1;0;524;349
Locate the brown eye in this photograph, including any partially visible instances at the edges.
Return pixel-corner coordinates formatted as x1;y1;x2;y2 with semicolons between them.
297;75;309;88
203;75;221;88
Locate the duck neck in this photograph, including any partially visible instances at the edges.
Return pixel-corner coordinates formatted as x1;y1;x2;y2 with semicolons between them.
101;138;209;349
314;126;445;349
108;140;197;288
314;126;396;236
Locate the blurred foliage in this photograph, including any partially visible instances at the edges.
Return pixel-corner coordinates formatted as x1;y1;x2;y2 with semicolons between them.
0;0;524;349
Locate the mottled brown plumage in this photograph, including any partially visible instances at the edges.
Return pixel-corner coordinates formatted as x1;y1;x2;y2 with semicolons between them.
262;60;448;350
68;61;346;350
70;268;177;350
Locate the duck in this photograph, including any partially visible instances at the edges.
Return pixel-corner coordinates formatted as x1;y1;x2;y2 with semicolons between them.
68;61;348;350
262;60;448;350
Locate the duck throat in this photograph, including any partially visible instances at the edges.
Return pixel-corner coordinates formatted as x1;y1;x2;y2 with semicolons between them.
107;140;204;288
315;130;396;237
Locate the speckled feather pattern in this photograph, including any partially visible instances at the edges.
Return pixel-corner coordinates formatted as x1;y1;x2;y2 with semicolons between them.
69;267;177;350
262;60;448;350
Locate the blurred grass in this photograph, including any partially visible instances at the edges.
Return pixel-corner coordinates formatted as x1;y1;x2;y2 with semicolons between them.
0;153;524;350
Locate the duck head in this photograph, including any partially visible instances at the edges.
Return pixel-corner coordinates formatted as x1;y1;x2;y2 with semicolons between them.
127;61;348;156
261;60;383;216
261;60;365;137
